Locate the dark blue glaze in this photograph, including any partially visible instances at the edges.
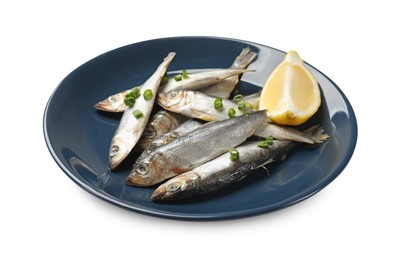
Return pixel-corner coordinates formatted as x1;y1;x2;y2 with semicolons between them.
43;36;357;220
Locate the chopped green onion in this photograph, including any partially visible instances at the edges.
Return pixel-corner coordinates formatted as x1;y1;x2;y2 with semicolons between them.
214;97;223;110
124;87;141;108
229;147;239;161
237;100;246;110
128;87;140;99
228;107;236;118
132;109;144;119
182;69;189;79
257;141;269;148
124;96;136;108
245;102;254;110
160;75;169;86
266;136;274;145
258;136;274;148
174;74;182;81
143;89;153;100
232;94;243;102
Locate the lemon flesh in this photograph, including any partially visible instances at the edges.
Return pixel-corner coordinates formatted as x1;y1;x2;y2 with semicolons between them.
259;51;321;126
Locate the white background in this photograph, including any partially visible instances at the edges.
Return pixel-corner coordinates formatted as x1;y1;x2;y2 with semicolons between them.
1;1;392;259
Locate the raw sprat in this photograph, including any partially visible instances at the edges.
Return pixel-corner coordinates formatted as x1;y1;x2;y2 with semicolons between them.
94;48;257;113
108;52;176;170
93;47;329;202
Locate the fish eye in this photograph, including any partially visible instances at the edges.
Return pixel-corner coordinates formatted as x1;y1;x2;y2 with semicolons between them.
136;163;149;175
108;96;118;102
143;128;156;138
109;145;119;157
167;182;181;192
168;90;178;98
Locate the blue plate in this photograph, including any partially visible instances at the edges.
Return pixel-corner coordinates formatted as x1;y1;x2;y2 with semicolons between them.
43;36;357;220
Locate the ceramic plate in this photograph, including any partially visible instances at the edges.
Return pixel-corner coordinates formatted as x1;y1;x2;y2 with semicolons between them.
43;36;357;220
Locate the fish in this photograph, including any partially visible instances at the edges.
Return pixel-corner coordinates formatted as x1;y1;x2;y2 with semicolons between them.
157;89;327;144
108;52;175;170
159;68;252;94
94;68;251;112
151;125;327;202
157;89;238;121
125;110;268;186
136;110;188;151
200;47;257;98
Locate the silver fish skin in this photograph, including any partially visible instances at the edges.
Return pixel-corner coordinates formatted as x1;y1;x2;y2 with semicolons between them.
157;89;326;144
108;52;175;170
94;68;250;112
128;119;203;185
200;47;257;98
125;110;268;186
159;68;251;94
157;89;242;121
136;110;188;151
150;119;203;147
151;126;326;202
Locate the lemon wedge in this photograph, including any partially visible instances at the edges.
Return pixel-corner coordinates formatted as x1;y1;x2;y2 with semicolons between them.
259;51;321;126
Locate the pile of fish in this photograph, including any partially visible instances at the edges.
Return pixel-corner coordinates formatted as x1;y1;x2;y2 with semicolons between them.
94;48;329;202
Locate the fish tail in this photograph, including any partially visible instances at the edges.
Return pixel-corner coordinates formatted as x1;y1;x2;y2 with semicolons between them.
231;47;258;69
304;125;330;143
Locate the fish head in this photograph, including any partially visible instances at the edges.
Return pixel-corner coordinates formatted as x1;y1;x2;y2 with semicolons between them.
151;172;199;202
138;111;178;150
94;91;128;112
125;152;169;186
109;140;129;170
149;111;179;137
138;125;157;150
157;90;193;110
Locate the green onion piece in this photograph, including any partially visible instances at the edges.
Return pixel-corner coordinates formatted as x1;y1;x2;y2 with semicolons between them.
128;87;140;99
266;136;274;145
182;69;189;79
124;96;136;108
228;107;236;118
257;141;269;148
132;109;144;119
245;102;254;110
160;75;169;86
214;97;223;110
174;74;182;81
232;94;243;102
143;89;153;101
229;147;239;161
237;100;246;110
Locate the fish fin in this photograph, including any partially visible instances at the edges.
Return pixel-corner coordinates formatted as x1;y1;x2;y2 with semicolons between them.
256;123;316;144
216;69;254;81
303;125;330;143
255;123;329;144
255;157;275;176
232;47;258;69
